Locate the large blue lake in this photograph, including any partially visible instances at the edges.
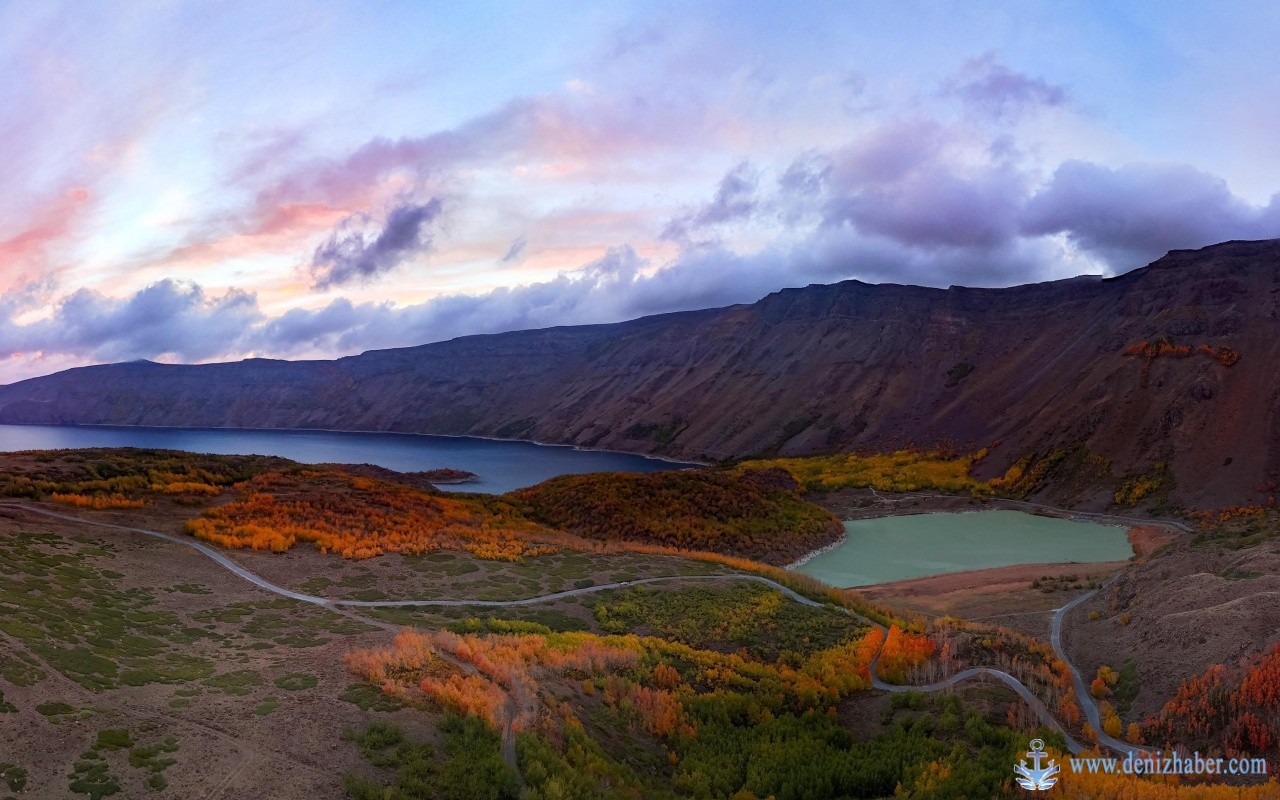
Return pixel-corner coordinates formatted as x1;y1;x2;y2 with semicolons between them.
0;424;694;495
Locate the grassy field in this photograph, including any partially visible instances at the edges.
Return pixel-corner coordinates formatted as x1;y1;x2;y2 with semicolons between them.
240;547;746;604
0;511;413;799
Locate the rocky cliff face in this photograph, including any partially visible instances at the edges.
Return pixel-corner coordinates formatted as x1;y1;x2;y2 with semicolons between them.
4;239;1279;508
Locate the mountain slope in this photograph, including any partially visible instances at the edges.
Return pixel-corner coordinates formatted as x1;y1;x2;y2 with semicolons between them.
4;239;1279;507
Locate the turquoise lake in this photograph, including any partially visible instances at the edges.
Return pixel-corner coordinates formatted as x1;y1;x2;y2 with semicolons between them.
793;510;1133;587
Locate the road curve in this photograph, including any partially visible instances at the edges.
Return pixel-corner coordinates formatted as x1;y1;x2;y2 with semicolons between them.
871;664;1085;753
1;504;825;611
336;573;826;609
3;503;331;605
3;501;1145;756
1052;574;1152;756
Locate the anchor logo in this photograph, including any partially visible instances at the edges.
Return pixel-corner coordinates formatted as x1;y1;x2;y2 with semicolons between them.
1014;738;1060;791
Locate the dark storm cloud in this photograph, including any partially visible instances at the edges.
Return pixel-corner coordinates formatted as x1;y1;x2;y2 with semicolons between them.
309;198;443;289
946;53;1069;119
1021;161;1280;267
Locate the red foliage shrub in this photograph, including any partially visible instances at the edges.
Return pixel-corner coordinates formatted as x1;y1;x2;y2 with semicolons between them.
1145;644;1280;763
184;470;559;560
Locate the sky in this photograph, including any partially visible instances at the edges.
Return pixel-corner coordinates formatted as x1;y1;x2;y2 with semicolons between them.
2;0;1279;383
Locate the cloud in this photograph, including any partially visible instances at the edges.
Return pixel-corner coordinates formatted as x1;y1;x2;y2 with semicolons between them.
580;245;644;282
254;297;366;354
775;152;833;223
0;187;93;275
662;161;759;243
255;91;706;216
256;246;653;356
778;152;831;197
829;119;947;187
140;87;712;280
695;161;759;226
309;198;443;289
1021;161;1280;267
5;64;1280;386
499;235;528;264
1;279;262;366
601;23;666;62
3;225;1054;382
825;161;1028;250
814;116;1280;271
820;119;1029;250
838;70;870;113
945;53;1069;120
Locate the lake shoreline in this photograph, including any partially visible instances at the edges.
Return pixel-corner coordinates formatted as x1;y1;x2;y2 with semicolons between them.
0;422;697;495
785;529;848;570
786;503;1131;573
0;421;705;467
856;559;1129;595
789;508;1136;588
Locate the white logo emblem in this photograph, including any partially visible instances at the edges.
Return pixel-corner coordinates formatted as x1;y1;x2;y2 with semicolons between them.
1015;739;1060;791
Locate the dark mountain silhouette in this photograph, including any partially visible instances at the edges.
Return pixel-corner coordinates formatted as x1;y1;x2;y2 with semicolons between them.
3;239;1278;508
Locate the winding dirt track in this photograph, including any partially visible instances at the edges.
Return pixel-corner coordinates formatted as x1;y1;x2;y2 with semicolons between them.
5;502;1161;757
1051;573;1153;755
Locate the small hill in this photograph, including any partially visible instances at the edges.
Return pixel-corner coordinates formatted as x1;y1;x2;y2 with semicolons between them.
1070;507;1280;726
0;447;292;500
509;468;843;564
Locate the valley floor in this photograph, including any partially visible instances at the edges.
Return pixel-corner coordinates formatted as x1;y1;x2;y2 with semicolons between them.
3;459;1273;799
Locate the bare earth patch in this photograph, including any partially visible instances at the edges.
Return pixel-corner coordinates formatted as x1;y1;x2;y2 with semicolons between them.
1066;537;1280;724
859;561;1125;636
1127;523;1179;558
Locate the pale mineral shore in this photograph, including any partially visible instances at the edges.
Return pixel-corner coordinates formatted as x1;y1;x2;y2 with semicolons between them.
855;560;1132;604
785;530;848;570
